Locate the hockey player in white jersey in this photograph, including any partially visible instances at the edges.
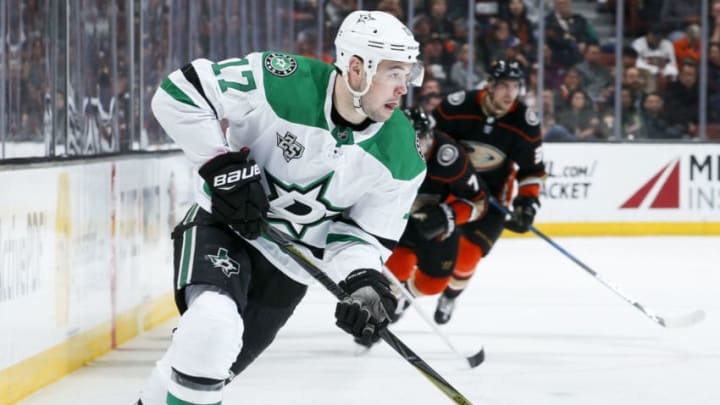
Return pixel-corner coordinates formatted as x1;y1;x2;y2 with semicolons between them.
137;10;425;405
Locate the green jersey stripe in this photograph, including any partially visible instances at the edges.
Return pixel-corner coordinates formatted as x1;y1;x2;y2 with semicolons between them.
326;233;369;245
177;204;200;290
161;77;199;108
167;392;220;405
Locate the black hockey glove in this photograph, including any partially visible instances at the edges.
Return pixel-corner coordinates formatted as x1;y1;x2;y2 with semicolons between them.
198;148;269;239
504;196;540;233
335;269;398;347
409;203;455;240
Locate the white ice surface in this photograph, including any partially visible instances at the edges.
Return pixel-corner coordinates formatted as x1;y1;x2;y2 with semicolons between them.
19;236;720;405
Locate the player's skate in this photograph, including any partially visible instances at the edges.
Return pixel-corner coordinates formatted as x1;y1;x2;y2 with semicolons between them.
434;294;456;324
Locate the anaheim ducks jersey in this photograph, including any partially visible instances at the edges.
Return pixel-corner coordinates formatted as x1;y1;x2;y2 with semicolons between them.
433;89;545;201
414;132;484;210
152;51;426;285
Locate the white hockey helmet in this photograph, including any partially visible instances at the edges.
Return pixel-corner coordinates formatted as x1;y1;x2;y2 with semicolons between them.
334;10;423;96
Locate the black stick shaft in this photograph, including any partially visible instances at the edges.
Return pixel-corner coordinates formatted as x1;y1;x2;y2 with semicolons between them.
263;224;474;405
490;198;704;328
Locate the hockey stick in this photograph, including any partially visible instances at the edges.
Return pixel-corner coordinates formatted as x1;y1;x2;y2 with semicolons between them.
382;267;485;369
490;198;706;328
262;224;474;405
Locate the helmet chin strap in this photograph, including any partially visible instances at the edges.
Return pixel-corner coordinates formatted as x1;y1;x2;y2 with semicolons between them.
341;73;372;117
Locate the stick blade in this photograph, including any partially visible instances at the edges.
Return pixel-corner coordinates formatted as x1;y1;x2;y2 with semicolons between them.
466;347;485;368
658;309;706;328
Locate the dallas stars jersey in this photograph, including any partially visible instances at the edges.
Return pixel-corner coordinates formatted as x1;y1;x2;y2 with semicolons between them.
152;51;426;285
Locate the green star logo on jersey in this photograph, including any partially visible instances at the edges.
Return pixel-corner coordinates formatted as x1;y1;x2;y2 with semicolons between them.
264;53;298;77
264;170;349;238
205;248;240;278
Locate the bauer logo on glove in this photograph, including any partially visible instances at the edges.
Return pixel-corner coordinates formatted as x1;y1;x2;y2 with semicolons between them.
198;148;269;239
212;164;262;191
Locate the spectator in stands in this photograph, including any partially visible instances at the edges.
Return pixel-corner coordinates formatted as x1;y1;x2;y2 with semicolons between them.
422;33;452;87
413;14;433;44
556;89;602;140
640;92;684;139
545;0;598;58
673;24;701;65
545;24;582;67
523;63;541;111
622;45;640;70
499;0;536;53
475;0;501;31
707;42;720;122
553;66;583;113
427;0;455;38
542;43;568;89
377;0;405;20
639;0;665;32
296;29;332;63
325;0;354;32
502;36;530;69
479;20;514;70
710;0;720;44
450;17;471;45
660;0;701;38
576;42;613;104
600;86;643;140
632;25;679;81
623;66;651;109
663;61;700;138
292;0;317;33
541;89;576;141
449;43;486;91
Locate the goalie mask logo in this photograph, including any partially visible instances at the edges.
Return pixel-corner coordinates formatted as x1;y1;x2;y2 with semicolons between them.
264;53;298;77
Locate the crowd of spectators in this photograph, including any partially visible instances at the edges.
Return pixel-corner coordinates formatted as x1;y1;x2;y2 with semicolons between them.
2;0;720;160
386;0;714;141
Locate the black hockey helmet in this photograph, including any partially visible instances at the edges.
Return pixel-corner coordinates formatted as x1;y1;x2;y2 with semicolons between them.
403;106;435;156
403;107;434;140
488;59;524;82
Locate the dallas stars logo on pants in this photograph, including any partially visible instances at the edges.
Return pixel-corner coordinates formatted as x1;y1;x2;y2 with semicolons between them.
205;248;240;277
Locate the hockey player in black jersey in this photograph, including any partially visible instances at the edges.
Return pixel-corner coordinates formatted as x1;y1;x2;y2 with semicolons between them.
383;107;489;326
430;59;546;324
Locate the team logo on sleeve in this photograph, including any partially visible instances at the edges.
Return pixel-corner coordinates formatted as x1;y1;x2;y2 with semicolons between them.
525;109;540;126
447;91;466;106
264;53;298;77
437;144;459;166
